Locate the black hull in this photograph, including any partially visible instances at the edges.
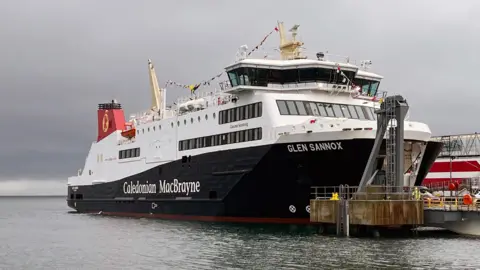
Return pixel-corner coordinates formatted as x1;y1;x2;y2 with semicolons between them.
68;138;435;224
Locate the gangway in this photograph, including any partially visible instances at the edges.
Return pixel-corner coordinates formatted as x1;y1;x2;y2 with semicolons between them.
309;94;480;237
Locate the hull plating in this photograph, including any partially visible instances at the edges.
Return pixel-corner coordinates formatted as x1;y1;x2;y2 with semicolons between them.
68;139;436;223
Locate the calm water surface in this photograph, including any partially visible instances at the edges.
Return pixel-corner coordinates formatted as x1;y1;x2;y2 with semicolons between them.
0;197;479;270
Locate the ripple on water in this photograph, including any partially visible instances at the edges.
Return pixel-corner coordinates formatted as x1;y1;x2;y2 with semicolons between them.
1;198;480;269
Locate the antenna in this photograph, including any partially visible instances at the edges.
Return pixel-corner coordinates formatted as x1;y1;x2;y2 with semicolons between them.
360;60;373;71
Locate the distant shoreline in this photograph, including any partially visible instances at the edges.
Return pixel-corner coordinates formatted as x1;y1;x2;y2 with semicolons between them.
0;195;66;197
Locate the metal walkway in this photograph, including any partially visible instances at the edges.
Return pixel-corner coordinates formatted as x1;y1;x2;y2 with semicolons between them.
309;94;480;236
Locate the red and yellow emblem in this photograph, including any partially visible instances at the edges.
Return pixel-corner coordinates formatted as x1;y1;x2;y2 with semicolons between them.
102;111;109;132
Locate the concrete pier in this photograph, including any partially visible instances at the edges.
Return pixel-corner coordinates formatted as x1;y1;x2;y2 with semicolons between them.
310;184;480;236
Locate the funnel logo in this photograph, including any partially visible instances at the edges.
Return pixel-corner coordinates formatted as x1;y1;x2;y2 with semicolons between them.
102;111;109;132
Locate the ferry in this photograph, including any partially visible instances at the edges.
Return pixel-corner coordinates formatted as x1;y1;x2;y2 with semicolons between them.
423;133;480;188
67;21;441;224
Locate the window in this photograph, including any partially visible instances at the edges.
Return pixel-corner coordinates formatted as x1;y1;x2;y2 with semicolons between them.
355;106;367;120
370;82;380;96
178;128;262;151
227;66;353;87
348;105;358;119
118;147;141;159
331;104;343;117
323;104;335;117
305;102;316;115
340;104;351;118
228;71;239;87
275;99;377;121
286;101;298;115
368;107;377;120
295;101;307;115
353;78;381;97
218;102;262;124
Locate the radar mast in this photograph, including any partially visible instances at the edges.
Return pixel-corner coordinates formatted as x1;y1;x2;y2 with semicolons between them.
277;21;306;60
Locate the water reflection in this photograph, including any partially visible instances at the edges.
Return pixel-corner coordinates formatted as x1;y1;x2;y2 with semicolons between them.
1;198;480;270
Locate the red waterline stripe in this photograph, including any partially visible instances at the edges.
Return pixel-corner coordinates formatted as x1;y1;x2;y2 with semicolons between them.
429;161;480;173
86;211;311;224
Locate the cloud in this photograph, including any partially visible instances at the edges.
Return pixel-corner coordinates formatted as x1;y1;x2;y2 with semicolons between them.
1;0;480;179
0;179;66;196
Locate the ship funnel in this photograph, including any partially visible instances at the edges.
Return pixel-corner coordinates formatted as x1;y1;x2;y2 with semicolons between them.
96;100;125;142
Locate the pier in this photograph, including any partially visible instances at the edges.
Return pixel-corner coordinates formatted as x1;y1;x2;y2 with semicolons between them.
309;184;480;236
309;94;480;236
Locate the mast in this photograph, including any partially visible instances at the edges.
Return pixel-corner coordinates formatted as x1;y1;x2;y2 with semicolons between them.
277;21;306;60
148;59;164;117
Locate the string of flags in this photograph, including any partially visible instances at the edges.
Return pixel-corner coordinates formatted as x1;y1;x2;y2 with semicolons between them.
164;26;279;94
247;26;279;57
163;71;223;93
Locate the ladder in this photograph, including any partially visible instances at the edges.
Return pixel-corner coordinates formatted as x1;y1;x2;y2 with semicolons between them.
385;97;397;193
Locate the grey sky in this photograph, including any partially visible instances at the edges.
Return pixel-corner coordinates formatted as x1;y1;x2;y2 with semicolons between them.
0;0;479;181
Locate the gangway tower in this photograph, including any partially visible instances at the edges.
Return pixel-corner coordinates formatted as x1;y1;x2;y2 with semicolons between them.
358;95;409;193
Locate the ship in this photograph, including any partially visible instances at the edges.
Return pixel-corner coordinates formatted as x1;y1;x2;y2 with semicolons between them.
423;133;480;188
67;21;442;224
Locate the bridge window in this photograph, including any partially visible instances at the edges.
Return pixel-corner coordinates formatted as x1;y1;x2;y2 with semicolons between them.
353;78;381;97
219;102;262;125
179;127;262;151
227;67;356;87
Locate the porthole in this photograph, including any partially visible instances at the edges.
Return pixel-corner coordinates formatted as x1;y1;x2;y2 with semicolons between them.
191;118;194;124
205;114;208;120
153;126;155;131
148;127;150;132
184;119;187;125
171;122;174;128
198;116;201;122
177;121;180;127
213;112;216;119
159;125;161;130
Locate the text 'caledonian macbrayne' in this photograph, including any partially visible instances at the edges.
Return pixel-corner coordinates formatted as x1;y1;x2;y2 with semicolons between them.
123;179;200;196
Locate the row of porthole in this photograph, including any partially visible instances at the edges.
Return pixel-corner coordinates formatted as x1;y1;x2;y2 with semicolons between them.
137;112;217;135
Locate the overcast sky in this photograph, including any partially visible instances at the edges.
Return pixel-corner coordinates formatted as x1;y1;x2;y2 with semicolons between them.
0;0;479;192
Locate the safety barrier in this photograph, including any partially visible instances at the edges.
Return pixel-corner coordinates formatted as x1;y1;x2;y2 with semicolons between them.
311;185;423;202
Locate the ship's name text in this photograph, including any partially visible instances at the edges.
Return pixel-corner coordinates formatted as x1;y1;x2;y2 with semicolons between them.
287;142;343;152
230;122;248;129
123;179;200;195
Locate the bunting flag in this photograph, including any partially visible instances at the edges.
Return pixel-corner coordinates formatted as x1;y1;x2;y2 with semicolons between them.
165;26;279;94
164;71;224;93
247;26;279;56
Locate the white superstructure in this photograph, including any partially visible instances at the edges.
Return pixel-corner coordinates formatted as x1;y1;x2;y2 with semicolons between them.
68;21;432;189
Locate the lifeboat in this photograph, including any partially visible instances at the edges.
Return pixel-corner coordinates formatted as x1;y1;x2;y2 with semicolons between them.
121;122;136;139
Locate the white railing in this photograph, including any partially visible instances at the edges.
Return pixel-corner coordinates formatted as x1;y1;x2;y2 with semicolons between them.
245;47;365;66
